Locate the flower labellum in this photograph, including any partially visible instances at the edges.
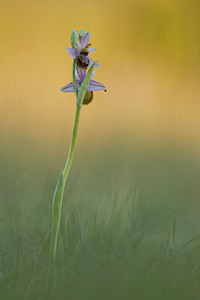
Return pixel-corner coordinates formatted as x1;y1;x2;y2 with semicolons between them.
76;53;90;70
83;91;93;105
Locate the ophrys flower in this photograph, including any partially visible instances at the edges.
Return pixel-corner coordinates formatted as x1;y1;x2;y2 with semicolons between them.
65;32;101;70
60;68;106;105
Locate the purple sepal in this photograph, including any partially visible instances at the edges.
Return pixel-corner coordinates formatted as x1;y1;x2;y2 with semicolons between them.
60;82;75;92
65;47;78;59
87;80;107;92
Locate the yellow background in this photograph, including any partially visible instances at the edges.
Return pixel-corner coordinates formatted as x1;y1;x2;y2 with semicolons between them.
0;0;200;160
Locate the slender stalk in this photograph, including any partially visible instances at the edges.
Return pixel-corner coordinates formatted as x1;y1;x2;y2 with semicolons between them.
47;60;81;291
47;59;96;292
63;104;82;184
72;59;78;98
47;103;81;290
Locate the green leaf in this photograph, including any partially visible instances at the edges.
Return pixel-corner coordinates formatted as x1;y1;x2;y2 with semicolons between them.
50;171;64;267
52;172;64;219
77;61;98;105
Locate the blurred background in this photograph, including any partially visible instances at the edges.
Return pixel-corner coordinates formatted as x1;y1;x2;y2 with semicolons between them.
1;0;200;161
0;0;200;298
1;0;200;212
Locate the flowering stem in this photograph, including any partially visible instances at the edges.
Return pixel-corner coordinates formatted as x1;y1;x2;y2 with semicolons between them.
48;103;81;287
63;104;81;183
47;61;97;291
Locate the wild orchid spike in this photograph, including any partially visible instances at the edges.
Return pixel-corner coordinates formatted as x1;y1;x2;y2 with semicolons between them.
48;29;106;290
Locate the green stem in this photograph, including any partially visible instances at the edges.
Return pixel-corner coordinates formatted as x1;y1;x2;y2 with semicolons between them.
63;104;82;184
47;60;96;292
72;59;78;98
47;103;81;290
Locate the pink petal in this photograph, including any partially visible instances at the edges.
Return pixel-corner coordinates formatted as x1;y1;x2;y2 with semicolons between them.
76;41;83;52
87;47;97;54
80;32;91;48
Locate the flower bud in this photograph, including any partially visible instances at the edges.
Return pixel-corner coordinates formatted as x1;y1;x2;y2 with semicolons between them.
70;29;79;48
79;29;86;40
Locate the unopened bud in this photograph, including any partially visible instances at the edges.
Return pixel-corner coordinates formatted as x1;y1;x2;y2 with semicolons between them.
70;29;79;48
79;29;86;40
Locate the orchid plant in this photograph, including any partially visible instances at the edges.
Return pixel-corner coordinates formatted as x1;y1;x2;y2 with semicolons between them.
48;29;106;287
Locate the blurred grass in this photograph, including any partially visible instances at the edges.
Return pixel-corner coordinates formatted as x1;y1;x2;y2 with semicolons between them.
1;145;200;299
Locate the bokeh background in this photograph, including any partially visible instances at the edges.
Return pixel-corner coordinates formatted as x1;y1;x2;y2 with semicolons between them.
1;0;200;299
1;0;200;160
